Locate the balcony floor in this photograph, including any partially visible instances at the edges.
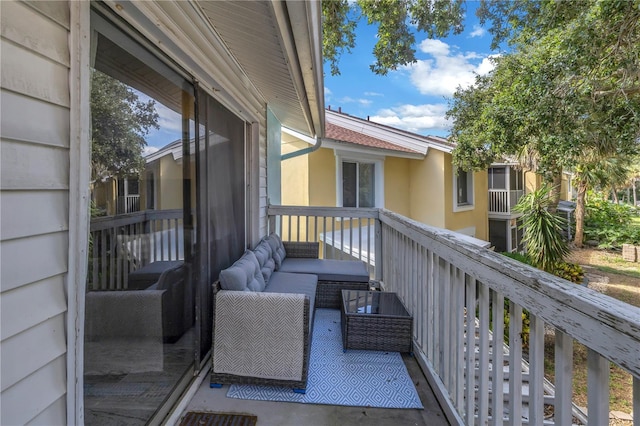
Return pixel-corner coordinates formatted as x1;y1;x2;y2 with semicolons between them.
180;354;449;426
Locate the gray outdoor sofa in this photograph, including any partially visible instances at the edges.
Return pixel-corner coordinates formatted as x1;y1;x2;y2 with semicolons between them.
211;233;370;392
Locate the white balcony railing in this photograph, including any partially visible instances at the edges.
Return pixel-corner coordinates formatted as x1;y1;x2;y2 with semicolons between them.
268;205;640;426
489;189;524;214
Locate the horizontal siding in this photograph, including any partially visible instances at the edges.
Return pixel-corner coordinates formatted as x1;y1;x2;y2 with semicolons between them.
0;1;71;425
1;0;70;66
1;140;69;190
1;313;67;391
0;355;66;426
1;191;69;240
27;395;66;426
25;1;70;29
0;232;68;292
1;89;70;148
1;275;67;340
1;39;70;107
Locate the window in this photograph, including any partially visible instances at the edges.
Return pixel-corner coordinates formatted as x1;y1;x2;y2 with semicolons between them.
342;161;375;207
488;167;507;189
336;153;384;207
454;169;474;211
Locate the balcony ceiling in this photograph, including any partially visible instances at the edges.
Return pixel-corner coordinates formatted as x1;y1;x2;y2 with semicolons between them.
197;1;324;138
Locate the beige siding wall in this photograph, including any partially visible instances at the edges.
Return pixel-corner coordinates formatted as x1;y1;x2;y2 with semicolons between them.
0;1;70;424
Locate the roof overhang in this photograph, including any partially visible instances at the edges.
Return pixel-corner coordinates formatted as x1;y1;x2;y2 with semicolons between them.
103;1;324;139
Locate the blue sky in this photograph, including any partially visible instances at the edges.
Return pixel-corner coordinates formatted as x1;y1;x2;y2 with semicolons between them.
324;4;497;137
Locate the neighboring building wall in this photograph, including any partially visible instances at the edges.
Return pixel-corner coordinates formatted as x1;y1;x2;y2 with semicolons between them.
408;149;446;228
281;137;310;206
308;147;337;207
443;158;489;240
1;1;71;424
524;170;543;194
157;155;184;210
384;157;411;217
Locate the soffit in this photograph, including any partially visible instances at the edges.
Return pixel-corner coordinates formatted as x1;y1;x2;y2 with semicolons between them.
197;1;314;136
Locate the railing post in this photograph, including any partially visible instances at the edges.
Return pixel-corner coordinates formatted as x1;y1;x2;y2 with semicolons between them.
587;349;610;425
374;216;382;281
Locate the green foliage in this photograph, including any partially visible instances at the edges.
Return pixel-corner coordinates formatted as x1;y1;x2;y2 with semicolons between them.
501;251;531;265
552;262;585;284
584;191;640;249
91;70;158;182
322;0;356;76
447;0;640;215
501;251;584;284
513;185;570;272
322;0;466;76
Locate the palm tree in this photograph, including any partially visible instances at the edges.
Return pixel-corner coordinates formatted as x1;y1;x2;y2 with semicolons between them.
513;184;569;272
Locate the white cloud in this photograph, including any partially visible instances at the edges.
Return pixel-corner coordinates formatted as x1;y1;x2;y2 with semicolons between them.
155;103;182;132
325;87;332;96
143;146;159;156
470;25;486;38
364;91;384;97
406;39;496;97
338;96;372;106
369;103;451;133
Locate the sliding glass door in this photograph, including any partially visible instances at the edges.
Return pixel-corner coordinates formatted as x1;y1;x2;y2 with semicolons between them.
85;9;196;424
85;7;249;424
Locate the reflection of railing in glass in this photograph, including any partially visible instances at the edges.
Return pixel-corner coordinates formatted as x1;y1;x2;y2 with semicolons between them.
116;194;141;214
88;209;184;291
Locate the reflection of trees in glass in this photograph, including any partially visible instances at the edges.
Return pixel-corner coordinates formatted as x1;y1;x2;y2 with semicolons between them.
342;162;357;207
343;161;375;208
358;163;375;207
90;70;159;182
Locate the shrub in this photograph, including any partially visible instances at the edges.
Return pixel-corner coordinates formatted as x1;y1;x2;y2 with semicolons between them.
551;261;585;284
584;191;640;249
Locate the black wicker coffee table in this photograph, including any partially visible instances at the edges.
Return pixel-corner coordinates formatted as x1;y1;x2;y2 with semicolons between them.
340;289;413;353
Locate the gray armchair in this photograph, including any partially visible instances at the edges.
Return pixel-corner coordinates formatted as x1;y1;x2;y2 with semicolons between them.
85;263;191;344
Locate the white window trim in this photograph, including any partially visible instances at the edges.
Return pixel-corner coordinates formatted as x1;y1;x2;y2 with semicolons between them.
335;150;384;208
453;168;474;212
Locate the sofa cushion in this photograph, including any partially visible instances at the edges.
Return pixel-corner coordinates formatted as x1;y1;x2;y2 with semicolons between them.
265;271;318;330
266;233;287;270
279;258;369;283
254;239;276;283
220;250;266;292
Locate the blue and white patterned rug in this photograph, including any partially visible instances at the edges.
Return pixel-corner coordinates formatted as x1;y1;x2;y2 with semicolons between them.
226;309;423;409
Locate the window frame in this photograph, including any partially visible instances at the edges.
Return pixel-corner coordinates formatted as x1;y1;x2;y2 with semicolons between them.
335;151;384;208
453;168;474;212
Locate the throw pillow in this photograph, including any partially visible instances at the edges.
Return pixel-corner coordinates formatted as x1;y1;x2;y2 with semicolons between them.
266;233;287;269
219;250;266;292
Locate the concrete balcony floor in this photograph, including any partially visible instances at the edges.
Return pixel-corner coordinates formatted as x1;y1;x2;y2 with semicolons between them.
180;354;450;426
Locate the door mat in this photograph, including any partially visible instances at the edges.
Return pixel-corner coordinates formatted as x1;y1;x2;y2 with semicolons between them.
180;412;257;426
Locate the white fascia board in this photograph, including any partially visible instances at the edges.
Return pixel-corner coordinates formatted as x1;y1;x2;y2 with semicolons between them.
326;110;454;155
284;0;325;138
324;139;425;160
282;126;317;145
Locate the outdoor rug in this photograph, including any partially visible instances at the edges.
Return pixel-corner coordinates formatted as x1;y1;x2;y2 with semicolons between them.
179;412;257;426
226;309;423;409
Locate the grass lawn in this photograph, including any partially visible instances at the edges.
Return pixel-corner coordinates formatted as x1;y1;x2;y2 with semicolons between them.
545;248;640;419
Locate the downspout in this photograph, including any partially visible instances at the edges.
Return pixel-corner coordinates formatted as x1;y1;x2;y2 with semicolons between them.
281;127;324;161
